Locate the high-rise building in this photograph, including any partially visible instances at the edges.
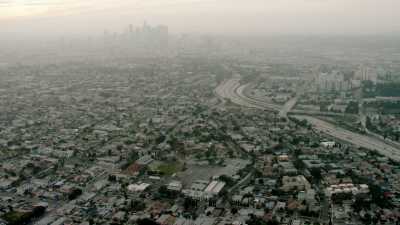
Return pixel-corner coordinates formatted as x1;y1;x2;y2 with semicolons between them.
317;71;351;92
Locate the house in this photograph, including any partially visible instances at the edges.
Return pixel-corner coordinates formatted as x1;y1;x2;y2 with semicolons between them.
113;211;127;223
277;162;298;175
321;141;335;148
128;182;151;192
204;181;225;195
232;195;243;206
281;175;311;192
325;183;369;198
167;181;183;192
157;214;176;225
136;155;154;166
298;189;316;205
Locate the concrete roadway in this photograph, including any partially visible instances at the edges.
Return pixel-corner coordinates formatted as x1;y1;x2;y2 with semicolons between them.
215;79;400;162
295;115;400;161
218;79;347;117
215;79;274;110
279;96;298;117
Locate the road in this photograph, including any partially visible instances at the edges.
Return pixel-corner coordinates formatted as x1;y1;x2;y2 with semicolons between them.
216;79;347;117
279;96;298;117
295;115;400;161
215;79;280;111
215;78;400;162
278;81;309;117
228;171;253;193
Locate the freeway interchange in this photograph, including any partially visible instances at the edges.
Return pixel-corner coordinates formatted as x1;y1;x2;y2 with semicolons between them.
215;78;400;162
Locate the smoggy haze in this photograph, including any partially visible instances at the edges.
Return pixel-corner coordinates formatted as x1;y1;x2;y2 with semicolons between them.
1;0;400;37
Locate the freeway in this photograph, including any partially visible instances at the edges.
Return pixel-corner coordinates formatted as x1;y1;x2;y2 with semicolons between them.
295;115;400;161
215;79;280;111
215;78;400;162
216;79;347;117
279;96;298;117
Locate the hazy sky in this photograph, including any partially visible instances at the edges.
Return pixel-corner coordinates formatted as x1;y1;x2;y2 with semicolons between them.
1;0;400;37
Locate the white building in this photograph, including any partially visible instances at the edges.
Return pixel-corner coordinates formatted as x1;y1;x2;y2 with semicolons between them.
321;141;335;148
325;183;369;197
127;182;150;192
204;181;225;195
281;175;311;192
317;71;351;92
168;181;183;192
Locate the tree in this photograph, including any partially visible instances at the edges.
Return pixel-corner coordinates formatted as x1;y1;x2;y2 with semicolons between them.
345;101;359;114
294;159;305;170
130;200;146;212
137;218;159;225
246;214;266;225
352;197;371;212
68;188;82;200
219;175;235;186
319;102;329;112
184;198;197;210
1;211;33;225
2;205;45;225
247;214;279;225
205;149;212;159
155;135;166;144
227;150;234;158
124;139;134;145
32;206;46;218
195;153;202;160
108;175;116;182
293;148;301;157
369;184;392;208
310;168;322;183
231;208;238;214
376;83;400;97
157;185;178;199
366;116;374;130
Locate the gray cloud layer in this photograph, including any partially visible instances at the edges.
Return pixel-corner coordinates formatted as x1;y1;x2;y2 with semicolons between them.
1;0;400;37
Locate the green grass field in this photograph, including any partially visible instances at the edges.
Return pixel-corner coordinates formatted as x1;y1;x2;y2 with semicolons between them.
157;162;182;176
